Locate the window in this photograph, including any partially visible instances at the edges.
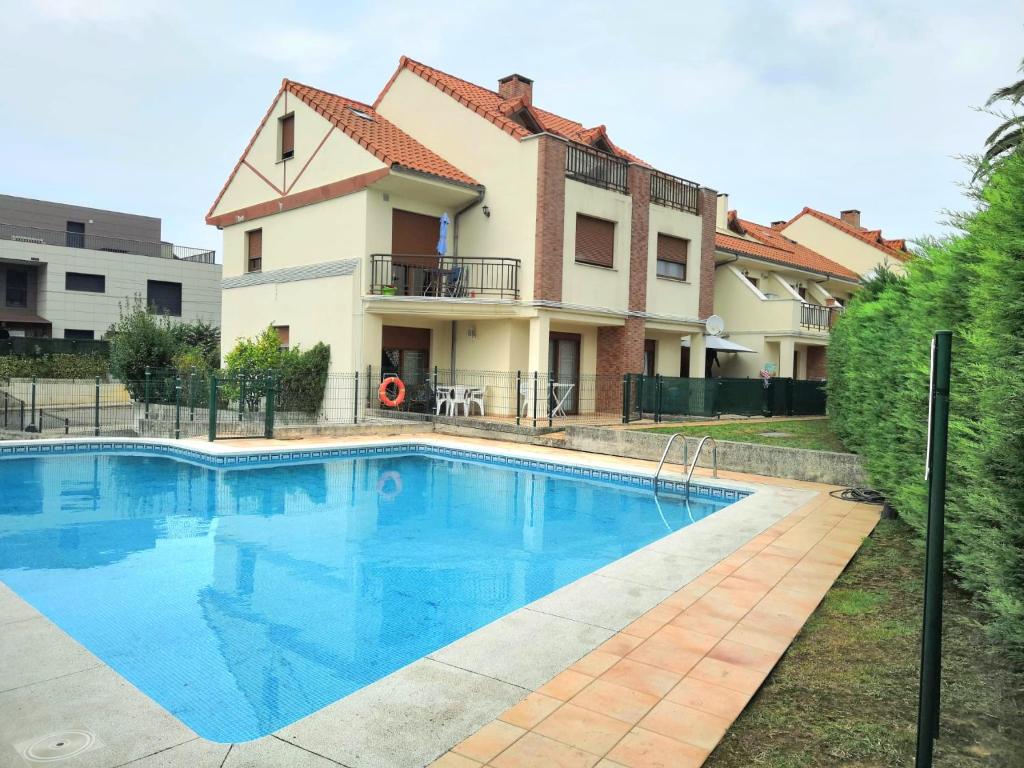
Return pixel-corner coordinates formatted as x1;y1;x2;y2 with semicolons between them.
574;214;615;268
274;325;289;350
279;113;295;160
746;275;760;289
5;268;28;307
147;280;182;316
66;221;85;248
65;272;105;293
246;229;263;273
796;285;807;299
64;329;95;340
656;234;688;281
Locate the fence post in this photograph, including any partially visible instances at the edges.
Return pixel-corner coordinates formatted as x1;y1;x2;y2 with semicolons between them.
144;367;151;420
20;401;25;431
622;374;630;424
239;375;246;421
263;375;275;439
208;376;218;442
3;392;7;428
786;378;795;417
366;365;372;408
532;371;538;429
655;374;664;423
433;365;438;394
174;378;181;440
353;370;359;425
516;371;522;426
190;372;197;422
30;376;36;431
547;372;554;428
94;376;100;436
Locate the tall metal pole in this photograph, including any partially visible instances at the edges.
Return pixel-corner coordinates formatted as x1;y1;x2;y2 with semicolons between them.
915;330;952;767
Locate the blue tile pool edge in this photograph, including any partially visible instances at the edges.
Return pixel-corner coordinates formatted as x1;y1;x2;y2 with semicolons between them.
0;438;751;503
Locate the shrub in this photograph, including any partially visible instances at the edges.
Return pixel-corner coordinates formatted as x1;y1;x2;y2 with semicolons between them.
223;327;330;415
0;353;109;380
828;150;1024;658
278;343;330;414
108;299;178;396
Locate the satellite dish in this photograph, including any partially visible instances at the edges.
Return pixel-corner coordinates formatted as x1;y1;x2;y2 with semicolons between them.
705;315;725;336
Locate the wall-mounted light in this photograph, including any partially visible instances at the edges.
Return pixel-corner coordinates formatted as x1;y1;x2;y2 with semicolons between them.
482;205;491;218
467;325;477;338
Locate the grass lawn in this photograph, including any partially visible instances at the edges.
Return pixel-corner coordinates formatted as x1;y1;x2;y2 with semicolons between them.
705;520;1024;768
637;417;847;453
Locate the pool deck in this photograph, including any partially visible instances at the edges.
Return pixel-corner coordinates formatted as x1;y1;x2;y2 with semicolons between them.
0;433;878;768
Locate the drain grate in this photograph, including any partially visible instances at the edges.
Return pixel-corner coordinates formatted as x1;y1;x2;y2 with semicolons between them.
16;730;102;764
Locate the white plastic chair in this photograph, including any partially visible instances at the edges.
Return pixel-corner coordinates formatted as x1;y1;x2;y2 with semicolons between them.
434;386;453;416
466;386;486;416
450;385;469;416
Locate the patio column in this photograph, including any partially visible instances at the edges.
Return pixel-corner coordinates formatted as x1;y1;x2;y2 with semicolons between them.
779;338;796;378
527;314;550;376
688;332;707;378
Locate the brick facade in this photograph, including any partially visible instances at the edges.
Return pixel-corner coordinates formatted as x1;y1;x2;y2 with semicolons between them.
596;317;646;410
698;187;718;319
806;345;827;380
534;136;566;302
627;165;651;313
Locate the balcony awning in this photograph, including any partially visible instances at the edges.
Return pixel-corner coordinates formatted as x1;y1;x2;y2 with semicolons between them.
0;310;50;325
682;336;755;353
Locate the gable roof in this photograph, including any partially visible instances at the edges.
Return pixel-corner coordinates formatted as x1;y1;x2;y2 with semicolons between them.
207;79;478;221
715;213;861;281
785;207;909;261
375;57;649;166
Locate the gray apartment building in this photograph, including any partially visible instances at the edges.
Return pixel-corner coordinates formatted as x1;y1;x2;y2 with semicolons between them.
0;194;221;339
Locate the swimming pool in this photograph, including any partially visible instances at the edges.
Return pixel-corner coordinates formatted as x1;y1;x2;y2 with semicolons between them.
0;444;741;742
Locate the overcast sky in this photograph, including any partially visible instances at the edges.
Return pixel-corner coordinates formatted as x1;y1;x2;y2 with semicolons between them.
2;0;1020;254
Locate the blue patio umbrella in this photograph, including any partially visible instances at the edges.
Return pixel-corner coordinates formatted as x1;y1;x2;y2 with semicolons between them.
437;212;450;255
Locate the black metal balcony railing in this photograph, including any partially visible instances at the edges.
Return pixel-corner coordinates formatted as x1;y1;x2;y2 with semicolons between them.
800;302;843;330
0;222;216;263
650;170;701;215
369;255;520;300
565;142;629;194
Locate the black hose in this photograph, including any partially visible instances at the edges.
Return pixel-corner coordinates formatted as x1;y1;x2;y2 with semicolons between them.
829;487;887;504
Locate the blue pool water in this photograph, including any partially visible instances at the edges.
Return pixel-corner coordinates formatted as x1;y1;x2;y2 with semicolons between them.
0;448;736;742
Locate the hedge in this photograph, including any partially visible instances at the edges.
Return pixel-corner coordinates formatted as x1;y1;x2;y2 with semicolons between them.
828;149;1024;658
0;354;109;380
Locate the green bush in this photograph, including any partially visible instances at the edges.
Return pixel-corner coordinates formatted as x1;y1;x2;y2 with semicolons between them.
828;149;1024;658
224;326;330;415
0;353;109;380
278;342;330;414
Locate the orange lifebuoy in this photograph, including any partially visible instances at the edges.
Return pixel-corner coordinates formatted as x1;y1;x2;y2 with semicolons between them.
378;376;406;407
377;471;403;501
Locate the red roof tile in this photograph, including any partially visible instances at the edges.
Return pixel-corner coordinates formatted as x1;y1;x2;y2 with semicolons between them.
286;80;477;186
715;215;861;281
785;207;909;261
377;57;650;165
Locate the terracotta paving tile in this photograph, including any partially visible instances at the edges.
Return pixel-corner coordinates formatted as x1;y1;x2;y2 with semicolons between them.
725;623;793;654
775;573;834;598
597;633;645;657
430;752;482;767
570;679;660;725
595;760;629;768
660;588;702;611
713;577;772;607
499;692;564;729
490;731;600;768
688;656;769;695
571;650;621;677
642;603;683;624
638;699;731;751
533;703;632;756
705;638;781;673
600;658;682;698
452;719;526;763
621;615;665;639
538;669;595;701
626;630;711;676
665;676;752;720
669;612;736;638
706;561;739;578
606;727;709;768
684;591;754;623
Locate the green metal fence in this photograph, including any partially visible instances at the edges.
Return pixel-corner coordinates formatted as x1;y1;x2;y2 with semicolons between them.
624;374;827;422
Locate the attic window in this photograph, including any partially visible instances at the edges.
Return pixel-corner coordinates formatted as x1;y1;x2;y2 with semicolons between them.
509;108;542;134
279;113;294;160
593;137;614;153
348;107;375;121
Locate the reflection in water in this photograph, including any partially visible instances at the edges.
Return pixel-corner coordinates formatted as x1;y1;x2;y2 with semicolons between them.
0;452;733;742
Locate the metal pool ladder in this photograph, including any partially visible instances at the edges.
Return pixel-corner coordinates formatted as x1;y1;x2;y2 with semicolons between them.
653;434;718;496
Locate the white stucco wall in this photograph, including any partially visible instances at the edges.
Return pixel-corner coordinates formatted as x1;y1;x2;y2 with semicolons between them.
781;215;906;277
561;179;631;311
646;203;703;319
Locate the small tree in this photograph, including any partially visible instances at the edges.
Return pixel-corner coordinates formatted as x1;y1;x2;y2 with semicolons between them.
170;320;221;370
108;298;178;397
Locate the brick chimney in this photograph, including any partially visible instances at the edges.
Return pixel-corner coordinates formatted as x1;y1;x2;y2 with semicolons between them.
771;220;786;229
498;74;533;105
840;209;861;229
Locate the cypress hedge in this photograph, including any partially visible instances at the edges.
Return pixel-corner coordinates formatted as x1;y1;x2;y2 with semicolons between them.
828;149;1024;657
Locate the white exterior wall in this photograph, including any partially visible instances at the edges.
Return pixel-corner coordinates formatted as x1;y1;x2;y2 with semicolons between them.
781;215;906;277
561;179;631;311
0;239;220;339
646;203;703;320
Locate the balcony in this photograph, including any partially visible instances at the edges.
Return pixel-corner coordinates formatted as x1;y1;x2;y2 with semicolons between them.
0;222;216;263
369;255;520;300
800;302;843;331
649;170;701;215
565;142;629;194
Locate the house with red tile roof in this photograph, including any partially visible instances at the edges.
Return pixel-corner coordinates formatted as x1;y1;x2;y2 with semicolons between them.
208;58;721;414
779;207;910;277
707;195;877;380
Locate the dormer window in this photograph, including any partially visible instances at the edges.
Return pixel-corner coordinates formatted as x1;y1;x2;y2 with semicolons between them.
508;108;542;134
593;136;614;153
279;113;294;160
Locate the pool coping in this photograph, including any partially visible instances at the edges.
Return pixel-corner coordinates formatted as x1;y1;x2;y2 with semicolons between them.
1;435;823;768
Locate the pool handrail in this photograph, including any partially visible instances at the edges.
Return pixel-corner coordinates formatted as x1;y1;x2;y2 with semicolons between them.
684;436;719;497
653;433;688;492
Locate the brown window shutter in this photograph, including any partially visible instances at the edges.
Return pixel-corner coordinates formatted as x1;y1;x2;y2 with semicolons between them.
657;234;688;264
281;114;295;158
247;229;263;272
274;325;289;348
391;209;441;267
575;214;615;267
